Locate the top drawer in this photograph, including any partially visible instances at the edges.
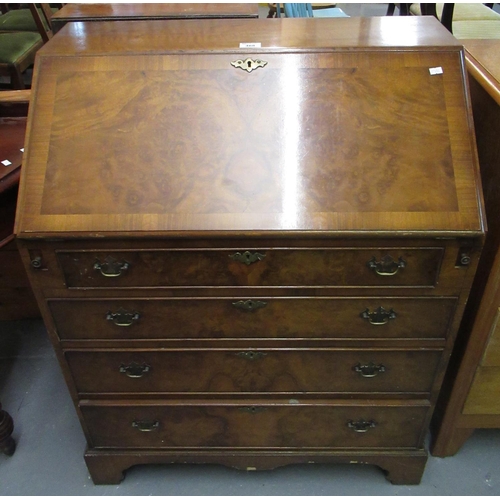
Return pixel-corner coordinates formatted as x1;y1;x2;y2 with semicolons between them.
55;247;444;289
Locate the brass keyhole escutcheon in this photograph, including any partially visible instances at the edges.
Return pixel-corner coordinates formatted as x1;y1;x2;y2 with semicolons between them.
230;58;268;73
229;251;266;265
232;300;267;311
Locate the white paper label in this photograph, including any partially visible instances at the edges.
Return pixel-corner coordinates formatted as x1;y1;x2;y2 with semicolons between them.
20;148;24;152
239;42;261;48
1;159;12;166
429;67;444;75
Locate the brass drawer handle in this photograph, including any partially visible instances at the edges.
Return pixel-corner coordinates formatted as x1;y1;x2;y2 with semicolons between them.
367;256;406;276
232;300;267;311
132;420;159;432
106;308;140;327
230;58;268;73
353;362;386;378
361;307;396;325
94;256;130;278
347;420;377;433
120;362;151;378
236;351;267;361
229;251;266;265
238;406;268;414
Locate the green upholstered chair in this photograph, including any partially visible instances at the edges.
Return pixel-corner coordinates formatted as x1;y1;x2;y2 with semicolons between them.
0;5;52;89
0;5;56;34
0;4;55;42
0;31;43;89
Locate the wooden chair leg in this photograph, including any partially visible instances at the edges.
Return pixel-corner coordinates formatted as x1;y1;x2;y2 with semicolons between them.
10;66;25;90
0;402;16;456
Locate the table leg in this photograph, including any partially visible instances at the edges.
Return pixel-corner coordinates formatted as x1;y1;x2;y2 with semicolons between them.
0;402;16;456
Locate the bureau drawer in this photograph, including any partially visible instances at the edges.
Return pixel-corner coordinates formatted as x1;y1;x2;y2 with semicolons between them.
65;348;442;395
55;247;444;289
49;297;456;340
81;401;429;449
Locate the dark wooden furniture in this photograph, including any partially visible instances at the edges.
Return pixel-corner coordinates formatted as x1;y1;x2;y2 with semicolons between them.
0;90;39;459
0;402;15;456
0;89;39;320
430;40;500;457
15;17;485;485
51;3;259;33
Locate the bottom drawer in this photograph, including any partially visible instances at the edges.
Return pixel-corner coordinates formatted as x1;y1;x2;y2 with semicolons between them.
81;401;429;450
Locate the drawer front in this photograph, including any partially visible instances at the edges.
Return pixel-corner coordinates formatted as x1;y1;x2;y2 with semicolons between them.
81;402;429;449
65;349;442;395
49;297;456;340
56;247;444;289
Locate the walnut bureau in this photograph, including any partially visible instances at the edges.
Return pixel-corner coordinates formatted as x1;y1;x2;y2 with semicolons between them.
15;17;485;484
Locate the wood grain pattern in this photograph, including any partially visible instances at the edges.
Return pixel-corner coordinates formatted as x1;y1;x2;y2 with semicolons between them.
80;401;429;449
15;19;483;236
15;17;485;485
54;247;444;289
64;348;442;395
40;60;457;217
41;17;461;56
48;296;457;341
18;237;481;297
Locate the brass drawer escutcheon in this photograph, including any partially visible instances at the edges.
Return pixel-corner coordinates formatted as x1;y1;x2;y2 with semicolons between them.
132;420;159;432
94;256;130;278
238;406;268;414
367;255;406;276
232;300;267;311
229;251;266;265
361;307;396;325
230;58;268;73
347;420;377;433
236;351;268;361
119;362;151;378
106;308;140;327
353;362;386;378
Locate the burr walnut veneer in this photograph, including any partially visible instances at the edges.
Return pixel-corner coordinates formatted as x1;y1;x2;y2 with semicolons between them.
15;17;485;484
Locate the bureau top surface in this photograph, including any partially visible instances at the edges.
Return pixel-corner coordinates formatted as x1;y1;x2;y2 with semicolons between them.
51;3;259;22
15;17;485;238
